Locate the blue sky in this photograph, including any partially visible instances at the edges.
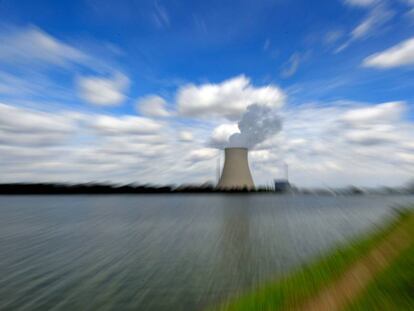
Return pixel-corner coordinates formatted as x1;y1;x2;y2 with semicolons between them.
0;0;413;187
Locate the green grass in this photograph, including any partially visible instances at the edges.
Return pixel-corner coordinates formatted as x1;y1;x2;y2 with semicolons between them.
345;214;414;311
214;209;413;311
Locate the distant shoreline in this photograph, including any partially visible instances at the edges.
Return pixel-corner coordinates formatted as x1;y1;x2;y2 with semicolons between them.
0;183;269;195
0;183;413;195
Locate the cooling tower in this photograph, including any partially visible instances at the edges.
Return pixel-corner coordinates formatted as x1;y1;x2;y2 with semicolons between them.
217;147;255;190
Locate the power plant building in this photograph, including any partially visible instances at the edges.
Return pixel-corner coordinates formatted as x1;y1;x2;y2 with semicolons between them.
217;147;255;190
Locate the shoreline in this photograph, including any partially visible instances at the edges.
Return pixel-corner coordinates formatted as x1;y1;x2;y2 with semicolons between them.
215;208;414;311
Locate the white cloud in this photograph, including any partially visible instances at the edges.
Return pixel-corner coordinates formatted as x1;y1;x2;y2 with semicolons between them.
344;127;398;145
0;103;76;146
344;0;378;7
0;102;213;185
402;0;414;6
0;26;87;67
351;5;394;40
188;148;218;163
208;123;239;148
91;115;163;136
0;72;44;96
152;1;170;28
336;4;394;52
407;8;414;19
178;131;194;142
281;53;303;78
341;102;404;124
0;25;128;109
363;37;414;68
177;75;285;120
0;98;413;187
137;95;171;117
324;30;344;45
77;72;129;106
263;38;271;51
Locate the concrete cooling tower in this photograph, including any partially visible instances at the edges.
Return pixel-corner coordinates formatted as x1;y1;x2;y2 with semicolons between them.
217;147;255;190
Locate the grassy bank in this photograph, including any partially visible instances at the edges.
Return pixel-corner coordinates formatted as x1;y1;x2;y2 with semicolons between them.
215;209;413;311
345;213;414;311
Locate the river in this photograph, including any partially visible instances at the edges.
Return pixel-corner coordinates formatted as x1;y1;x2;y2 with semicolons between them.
0;194;413;310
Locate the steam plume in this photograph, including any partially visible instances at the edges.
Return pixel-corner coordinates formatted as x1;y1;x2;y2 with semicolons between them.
225;104;282;149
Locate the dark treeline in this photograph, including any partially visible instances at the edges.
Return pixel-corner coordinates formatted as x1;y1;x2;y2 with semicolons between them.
0;183;413;195
0;183;275;195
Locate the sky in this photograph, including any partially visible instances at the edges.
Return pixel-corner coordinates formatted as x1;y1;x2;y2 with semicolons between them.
0;0;414;187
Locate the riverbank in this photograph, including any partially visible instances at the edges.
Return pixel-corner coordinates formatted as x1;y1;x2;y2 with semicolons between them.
1;183;413;195
216;209;414;311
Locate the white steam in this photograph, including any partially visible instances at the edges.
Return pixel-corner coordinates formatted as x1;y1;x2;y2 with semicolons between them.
210;104;282;149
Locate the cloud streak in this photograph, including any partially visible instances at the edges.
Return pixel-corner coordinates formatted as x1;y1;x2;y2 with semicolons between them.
281;53;303;78
363;37;414;68
137;95;171;117
0;26;87;67
336;2;394;52
343;0;378;7
77;72;130;106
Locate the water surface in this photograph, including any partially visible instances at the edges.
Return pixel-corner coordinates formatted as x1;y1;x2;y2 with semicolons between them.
0;194;413;310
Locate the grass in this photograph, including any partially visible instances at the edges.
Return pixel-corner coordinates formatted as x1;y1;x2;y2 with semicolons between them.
214;209;414;311
345;213;414;311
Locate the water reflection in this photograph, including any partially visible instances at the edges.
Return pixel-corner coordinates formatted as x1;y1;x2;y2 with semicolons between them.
218;195;253;290
0;194;413;310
